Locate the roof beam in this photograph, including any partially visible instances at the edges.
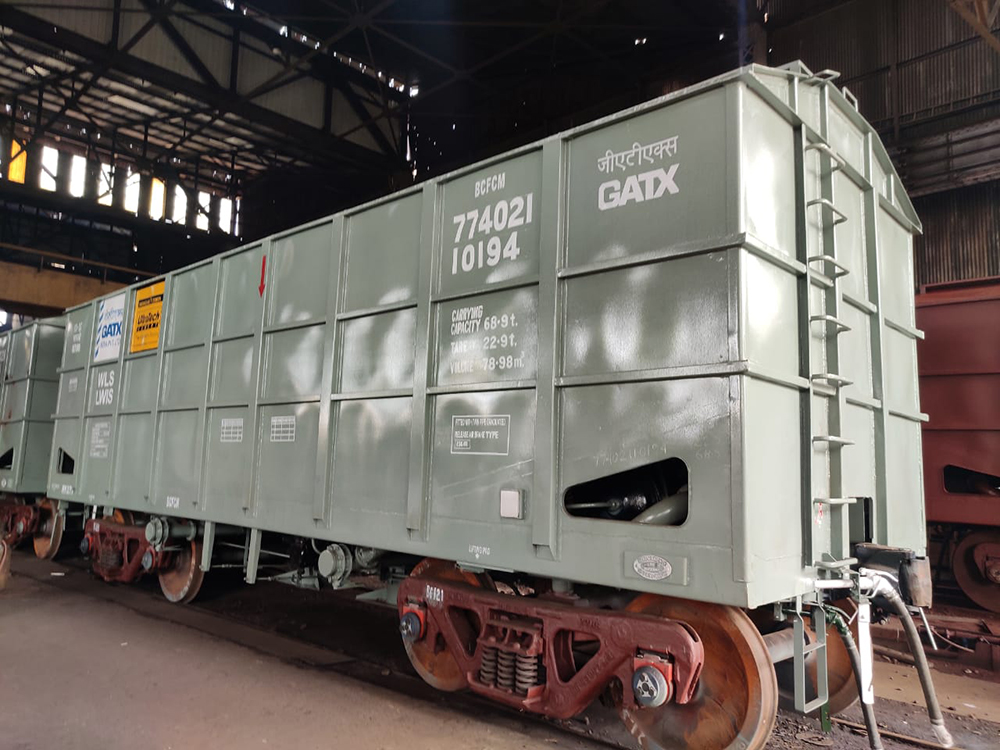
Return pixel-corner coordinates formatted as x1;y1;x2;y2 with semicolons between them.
0;5;398;172
139;0;220;88
946;0;1000;56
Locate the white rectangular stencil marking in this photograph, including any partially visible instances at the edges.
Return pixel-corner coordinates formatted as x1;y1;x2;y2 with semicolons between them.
450;414;511;455
220;418;244;443
269;415;296;443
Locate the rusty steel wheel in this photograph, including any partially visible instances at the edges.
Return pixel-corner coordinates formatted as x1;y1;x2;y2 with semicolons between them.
104;508;135;525
32;498;64;560
953;530;1000;613
401;558;491;692
158;538;205;604
0;539;10;589
775;599;858;716
616;595;778;750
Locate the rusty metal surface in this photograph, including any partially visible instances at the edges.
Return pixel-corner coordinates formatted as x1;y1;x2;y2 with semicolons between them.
916;278;1000;527
615;595;777;750
398;561;704;723
953;531;1000;612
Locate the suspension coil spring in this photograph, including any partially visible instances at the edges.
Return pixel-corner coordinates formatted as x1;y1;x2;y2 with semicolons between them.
496;649;517;691
515;653;541;695
479;646;498;686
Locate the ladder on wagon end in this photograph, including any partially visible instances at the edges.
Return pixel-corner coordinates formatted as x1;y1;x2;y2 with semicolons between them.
791;67;866;714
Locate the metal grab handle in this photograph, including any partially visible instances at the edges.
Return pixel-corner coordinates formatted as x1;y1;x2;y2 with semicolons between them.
812;435;855;447
810;372;854;388
809;314;852;333
815;557;859;570
807;198;849;226
804;142;847;171
807;253;850;278
806;68;841;82
842;86;859;110
813;497;858;506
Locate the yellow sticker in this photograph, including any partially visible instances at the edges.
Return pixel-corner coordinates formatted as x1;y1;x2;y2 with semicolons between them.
130;280;164;353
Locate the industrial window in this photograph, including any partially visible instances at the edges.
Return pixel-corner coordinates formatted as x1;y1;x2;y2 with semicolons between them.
8;140;26;184
39;146;59;191
196;191;211;230
172;185;187;223
563;457;689;526
149;178;166;221
218;197;232;234
97;163;114;206
124;170;141;214
69;155;87;197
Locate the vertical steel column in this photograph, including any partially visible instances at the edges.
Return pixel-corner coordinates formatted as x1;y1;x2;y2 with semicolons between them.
311;216;344;524
405;182;441;537
530;137;566;558
861;134;889;545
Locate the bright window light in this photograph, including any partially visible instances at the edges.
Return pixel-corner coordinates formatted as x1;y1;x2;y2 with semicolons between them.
97;163;113;206
234;197;241;236
39;146;59;191
172;185;187;223
0;309;7;327
124;170;141;214
196;191;211;230
218;197;232;234
149;178;165;220
8;140;26;184
69;155;87;197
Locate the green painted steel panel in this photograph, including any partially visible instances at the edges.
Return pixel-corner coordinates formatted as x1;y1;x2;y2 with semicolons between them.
0;319;64;495
45;63;928;608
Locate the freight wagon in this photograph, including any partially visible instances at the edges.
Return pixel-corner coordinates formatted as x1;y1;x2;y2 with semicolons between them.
917;278;1000;612
0;317;66;572
1;62;948;750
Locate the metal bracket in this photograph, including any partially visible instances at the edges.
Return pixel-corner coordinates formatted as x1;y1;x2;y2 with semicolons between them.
200;520;215;573
810;373;853;388
812;435;855;447
809;314;852;333
793;607;829;714
807;254;850;278
807;198;849;225
244;527;262;585
804;142;846;171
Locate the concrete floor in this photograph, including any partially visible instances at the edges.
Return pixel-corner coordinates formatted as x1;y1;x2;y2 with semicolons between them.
4;555;1000;750
0;571;590;750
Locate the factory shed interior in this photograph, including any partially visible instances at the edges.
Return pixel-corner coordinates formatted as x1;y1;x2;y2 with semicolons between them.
1;3;1000;750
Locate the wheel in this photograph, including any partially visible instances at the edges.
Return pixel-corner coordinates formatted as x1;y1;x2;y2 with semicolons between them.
615;595;778;750
0;539;10;589
104;508;135;525
953;530;1000;613
774;599;858;716
32;498;64;560
401;558;491;692
158;538;204;604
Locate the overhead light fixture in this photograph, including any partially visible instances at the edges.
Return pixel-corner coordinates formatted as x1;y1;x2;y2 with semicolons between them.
409;85;419;97
634;37;647;46
719;32;725;40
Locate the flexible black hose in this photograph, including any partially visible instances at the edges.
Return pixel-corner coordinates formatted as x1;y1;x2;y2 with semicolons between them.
876;584;954;748
829;609;883;750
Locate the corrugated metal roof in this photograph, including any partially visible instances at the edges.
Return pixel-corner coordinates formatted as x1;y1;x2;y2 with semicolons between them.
913;181;1000;287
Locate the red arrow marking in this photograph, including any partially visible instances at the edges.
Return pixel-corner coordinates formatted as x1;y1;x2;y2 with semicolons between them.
258;255;267;297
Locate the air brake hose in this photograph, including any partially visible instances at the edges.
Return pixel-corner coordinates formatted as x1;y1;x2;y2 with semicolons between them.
828;608;883;750
865;575;954;748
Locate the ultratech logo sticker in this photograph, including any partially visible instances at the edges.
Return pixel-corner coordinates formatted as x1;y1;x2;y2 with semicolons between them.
596;137;680;211
130;280;165;353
